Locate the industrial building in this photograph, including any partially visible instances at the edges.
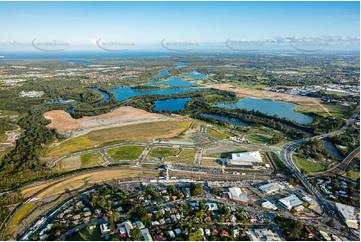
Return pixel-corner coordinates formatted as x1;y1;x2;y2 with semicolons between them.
278;195;302;211
228;151;263;167
261;201;278;210
335;203;359;229
247;228;281;241
258;182;285;194
226;187;249;205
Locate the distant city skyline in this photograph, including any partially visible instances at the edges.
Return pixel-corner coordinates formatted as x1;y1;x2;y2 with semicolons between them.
0;1;359;52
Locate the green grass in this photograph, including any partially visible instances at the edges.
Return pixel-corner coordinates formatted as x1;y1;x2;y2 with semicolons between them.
324;104;350;119
149;147;179;159
80;152;104;168
68;226;102;241
7;202;35;232
107;146;144;160
293;156;327;174
206;128;229;140
246;134;271;144
341;170;360;181
0;133;7;143
266;152;291;174
164;149;196;164
148;147;196;164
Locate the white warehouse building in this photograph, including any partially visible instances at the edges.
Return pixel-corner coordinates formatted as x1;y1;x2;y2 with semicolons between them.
278;195;302;211
228;151;263;167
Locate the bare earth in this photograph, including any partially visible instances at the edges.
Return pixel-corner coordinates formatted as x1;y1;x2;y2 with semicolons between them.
44;106;170;137
205;84;330;114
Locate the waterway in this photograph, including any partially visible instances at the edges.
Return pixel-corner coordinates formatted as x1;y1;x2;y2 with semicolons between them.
213;98;313;125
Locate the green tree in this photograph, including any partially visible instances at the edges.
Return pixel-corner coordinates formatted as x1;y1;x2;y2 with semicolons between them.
130;228;141;240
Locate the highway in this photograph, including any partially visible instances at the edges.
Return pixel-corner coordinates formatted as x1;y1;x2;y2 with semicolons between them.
280;108;359;240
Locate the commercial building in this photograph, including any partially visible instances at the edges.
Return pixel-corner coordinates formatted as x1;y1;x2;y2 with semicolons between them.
258;182;285;194
228;151;263;167
226;187;248;205
335;203;359;229
261;201;278;210
247;228;281;241
278;195;302;211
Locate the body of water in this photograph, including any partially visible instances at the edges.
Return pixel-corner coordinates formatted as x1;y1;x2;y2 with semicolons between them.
150;76;198;87
88;87;110;103
175;62;188;69
154;98;191;111
213;98;313;125
323;139;345;161
183;71;207;79
150;69;170;82
200;113;250;127
110;87;196;101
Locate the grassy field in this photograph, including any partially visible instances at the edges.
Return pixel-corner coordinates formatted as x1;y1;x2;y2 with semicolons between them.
0;133;6;143
293;156;327;174
266;152;291;174
201;158;222;167
53;152;104;171
293;101;328;116
107;146;144;160
339;170;360;181
147;147;196;164
6;202;35;234
80;152;104;168
246;134;271;144
148;147;179;159
206;128;229;140
41;121;187;159
68;226;102;241
55;156;81;171
324;104;350;119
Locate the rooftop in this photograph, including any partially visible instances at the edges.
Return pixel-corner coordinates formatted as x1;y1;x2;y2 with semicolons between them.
231;151;262;163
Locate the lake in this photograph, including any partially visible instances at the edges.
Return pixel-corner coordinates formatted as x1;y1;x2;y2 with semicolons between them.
200;113;250;127
149;76;198;87
150;69;170;82
88;87;110;103
183;71;207;79
175;61;188;69
110;87;197;101
154;98;191;111
213;98;313;125
323;139;345;161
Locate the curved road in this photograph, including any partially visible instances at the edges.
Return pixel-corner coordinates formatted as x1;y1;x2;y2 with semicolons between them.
280;107;359;240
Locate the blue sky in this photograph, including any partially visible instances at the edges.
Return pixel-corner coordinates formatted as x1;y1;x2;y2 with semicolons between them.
0;1;359;51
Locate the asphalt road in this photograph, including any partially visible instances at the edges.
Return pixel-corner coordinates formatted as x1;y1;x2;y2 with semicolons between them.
279;108;359;240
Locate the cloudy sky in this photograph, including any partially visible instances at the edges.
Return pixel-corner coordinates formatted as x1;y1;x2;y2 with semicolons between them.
0;1;359;51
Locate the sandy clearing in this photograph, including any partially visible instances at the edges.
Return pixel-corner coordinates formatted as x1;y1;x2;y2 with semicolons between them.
205;84;330;114
44;106;170;137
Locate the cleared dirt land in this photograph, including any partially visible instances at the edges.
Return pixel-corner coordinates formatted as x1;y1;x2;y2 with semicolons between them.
43;106;170;136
